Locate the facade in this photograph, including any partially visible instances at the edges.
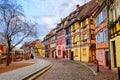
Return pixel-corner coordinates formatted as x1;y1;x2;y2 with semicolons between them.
69;5;81;61
64;17;72;60
49;28;56;58
0;43;7;64
94;0;109;67
108;0;120;68
43;34;51;58
79;0;97;62
32;39;43;56
71;21;80;61
56;22;66;59
21;39;43;57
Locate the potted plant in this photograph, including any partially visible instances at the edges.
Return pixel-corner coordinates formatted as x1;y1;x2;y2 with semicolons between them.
108;20;115;29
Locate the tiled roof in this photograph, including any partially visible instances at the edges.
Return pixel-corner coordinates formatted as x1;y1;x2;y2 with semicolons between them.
20;39;42;49
77;0;98;21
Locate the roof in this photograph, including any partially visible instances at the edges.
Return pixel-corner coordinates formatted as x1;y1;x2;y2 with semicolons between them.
20;39;43;49
77;0;98;21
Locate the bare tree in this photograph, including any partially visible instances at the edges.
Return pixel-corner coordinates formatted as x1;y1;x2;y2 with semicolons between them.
0;0;38;66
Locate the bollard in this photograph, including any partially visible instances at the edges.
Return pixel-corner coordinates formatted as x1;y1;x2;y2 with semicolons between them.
118;67;120;80
97;60;99;72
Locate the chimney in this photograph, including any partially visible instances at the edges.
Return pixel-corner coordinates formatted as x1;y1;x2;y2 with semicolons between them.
76;4;80;11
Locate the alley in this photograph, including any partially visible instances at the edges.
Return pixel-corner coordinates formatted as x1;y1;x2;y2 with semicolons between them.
36;58;118;80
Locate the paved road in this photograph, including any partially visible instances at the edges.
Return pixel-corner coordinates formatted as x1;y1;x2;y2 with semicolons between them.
36;58;118;80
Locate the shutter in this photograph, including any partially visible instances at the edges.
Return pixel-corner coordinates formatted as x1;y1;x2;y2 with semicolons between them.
100;32;102;43
106;30;108;41
101;32;104;42
96;35;98;44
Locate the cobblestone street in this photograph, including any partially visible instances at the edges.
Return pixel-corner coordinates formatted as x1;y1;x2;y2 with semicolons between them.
36;58;118;80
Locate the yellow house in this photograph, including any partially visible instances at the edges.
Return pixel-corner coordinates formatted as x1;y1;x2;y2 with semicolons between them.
33;40;43;56
80;17;96;62
108;0;120;68
71;21;81;61
69;0;97;62
78;0;97;62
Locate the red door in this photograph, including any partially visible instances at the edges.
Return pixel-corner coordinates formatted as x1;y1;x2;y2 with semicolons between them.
52;51;54;58
58;50;61;56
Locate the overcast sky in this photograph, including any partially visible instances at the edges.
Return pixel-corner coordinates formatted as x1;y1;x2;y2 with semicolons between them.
17;0;90;41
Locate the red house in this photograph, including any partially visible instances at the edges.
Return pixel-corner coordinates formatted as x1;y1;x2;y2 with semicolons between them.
0;43;7;64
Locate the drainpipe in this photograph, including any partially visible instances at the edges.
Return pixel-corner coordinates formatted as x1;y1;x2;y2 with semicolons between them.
78;19;81;62
107;1;111;70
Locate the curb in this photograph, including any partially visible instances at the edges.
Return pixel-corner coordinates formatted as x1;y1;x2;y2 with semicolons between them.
80;62;97;76
72;61;97;76
23;64;52;80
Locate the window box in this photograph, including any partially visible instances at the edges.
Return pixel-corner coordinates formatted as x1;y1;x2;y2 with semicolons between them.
108;20;115;29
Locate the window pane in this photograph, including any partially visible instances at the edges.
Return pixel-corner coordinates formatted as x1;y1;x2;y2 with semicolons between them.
99;52;102;61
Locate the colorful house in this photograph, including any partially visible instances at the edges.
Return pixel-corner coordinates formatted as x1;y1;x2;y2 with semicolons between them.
56;22;66;59
71;21;81;61
94;0;109;67
64;5;81;60
0;43;7;64
31;39;43;56
43;34;51;58
21;39;43;58
64;17;72;60
69;5;81;61
108;0;120;69
78;0;98;62
49;28;56;58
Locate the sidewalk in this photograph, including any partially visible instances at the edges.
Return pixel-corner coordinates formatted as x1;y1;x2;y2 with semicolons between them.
81;62;119;80
0;58;51;80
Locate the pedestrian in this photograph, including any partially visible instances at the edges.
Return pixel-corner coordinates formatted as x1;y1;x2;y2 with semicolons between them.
94;56;97;64
30;54;34;59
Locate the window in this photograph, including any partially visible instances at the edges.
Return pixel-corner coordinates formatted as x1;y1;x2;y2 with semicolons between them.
99;52;102;61
102;6;108;20
66;29;70;34
112;5;116;21
76;35;79;42
73;36;77;43
74;11;79;17
104;29;108;41
66;39;71;45
83;48;86;56
100;32;104;43
83;34;87;40
91;34;95;40
96;33;100;43
96;16;99;27
82;20;86;28
75;49;78;57
96;6;108;26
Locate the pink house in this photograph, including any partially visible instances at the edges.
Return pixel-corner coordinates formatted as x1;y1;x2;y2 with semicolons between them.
56;23;66;59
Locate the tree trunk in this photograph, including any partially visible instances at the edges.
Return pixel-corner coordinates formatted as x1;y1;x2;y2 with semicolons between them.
6;51;10;66
6;40;11;66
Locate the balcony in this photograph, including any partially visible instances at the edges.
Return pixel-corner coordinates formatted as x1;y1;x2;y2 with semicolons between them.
83;39;87;42
65;34;70;38
66;44;71;49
